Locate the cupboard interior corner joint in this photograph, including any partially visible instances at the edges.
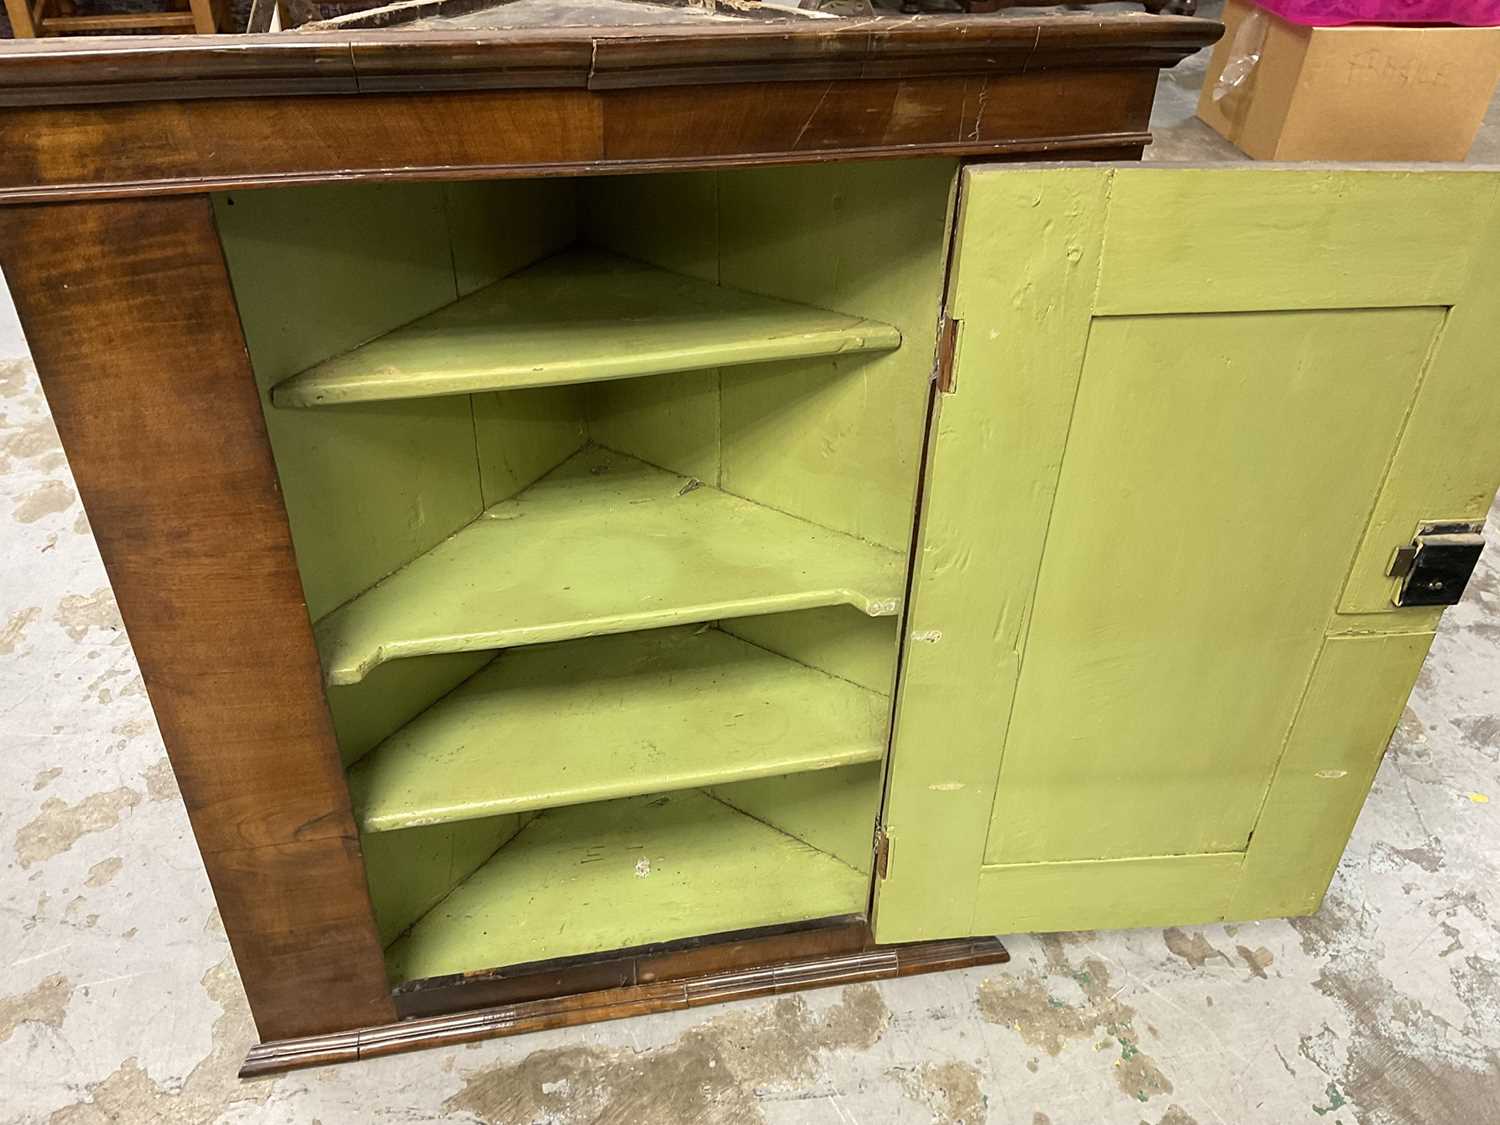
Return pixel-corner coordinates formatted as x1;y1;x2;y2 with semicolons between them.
4;11;1498;1075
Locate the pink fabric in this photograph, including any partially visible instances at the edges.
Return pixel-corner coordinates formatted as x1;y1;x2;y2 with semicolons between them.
1253;0;1500;25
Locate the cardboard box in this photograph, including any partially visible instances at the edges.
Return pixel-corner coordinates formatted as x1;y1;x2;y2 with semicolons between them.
1197;0;1500;161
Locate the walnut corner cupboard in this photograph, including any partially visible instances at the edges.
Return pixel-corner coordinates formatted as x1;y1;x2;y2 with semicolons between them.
3;10;1497;1075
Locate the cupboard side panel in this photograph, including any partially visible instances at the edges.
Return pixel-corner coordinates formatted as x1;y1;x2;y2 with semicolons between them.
213;182;479;622
579;165;942;693
214;183;490;768
216;180;584;767
0;197;395;1039
715;158;955;553
579;171;719;284
714;160;954;695
472;384;590;510
363;814;529;949
707;763;884;877
727;608;900;697
446;177;579;300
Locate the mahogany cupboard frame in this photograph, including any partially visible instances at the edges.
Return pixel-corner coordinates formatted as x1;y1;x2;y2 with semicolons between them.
1;15;1236;1072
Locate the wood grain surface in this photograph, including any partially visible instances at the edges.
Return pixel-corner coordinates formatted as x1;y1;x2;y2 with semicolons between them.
242;929;1010;1075
0;17;1219;106
0;77;1153;204
0;197;396;1040
392;918;874;1019
0;42;1186;203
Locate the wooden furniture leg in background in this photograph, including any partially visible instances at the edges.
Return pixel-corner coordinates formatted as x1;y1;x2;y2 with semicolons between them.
187;0;217;33
0;197;394;1042
9;0;219;34
3;0;38;35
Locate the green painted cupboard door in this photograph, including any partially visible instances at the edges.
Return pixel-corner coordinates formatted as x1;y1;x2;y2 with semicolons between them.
874;166;1500;942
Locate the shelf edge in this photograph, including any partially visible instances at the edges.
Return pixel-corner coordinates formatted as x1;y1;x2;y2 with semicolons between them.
354;743;885;832
321;588;902;686
271;317;902;407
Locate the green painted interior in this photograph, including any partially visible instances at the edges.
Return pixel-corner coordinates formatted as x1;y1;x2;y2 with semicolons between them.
215;180;583;946
214;183;501;623
349;625;889;832
726;607;901;697
876;165;1500;943
217;164;1500;968
216;162;953;978
362;813;531;949
709;762;883;877
326;650;495;770
713;161;952;554
385;786;870;982
314;445;906;686
272;249;900;406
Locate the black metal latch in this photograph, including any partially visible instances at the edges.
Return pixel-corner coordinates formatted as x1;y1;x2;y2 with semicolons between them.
1388;521;1487;607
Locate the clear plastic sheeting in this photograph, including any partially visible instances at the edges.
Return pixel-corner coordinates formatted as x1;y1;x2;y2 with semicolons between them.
1213;0;1500;105
1212;4;1268;103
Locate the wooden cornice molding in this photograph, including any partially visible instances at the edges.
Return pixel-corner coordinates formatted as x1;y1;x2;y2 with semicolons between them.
0;15;1220;107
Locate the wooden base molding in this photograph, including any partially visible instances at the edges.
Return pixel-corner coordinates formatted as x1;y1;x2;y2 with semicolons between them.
240;925;1010;1076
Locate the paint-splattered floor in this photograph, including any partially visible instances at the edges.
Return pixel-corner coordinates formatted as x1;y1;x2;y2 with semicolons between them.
4;24;1500;1124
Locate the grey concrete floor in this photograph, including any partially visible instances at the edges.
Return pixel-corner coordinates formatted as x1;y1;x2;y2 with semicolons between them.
4;21;1500;1125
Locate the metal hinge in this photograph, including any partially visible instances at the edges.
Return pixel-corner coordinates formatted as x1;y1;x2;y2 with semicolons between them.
1387;520;1486;607
873;827;892;880
934;315;961;394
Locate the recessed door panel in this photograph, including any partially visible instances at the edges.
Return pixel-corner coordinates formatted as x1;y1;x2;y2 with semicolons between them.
874;166;1500;943
986;307;1441;865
